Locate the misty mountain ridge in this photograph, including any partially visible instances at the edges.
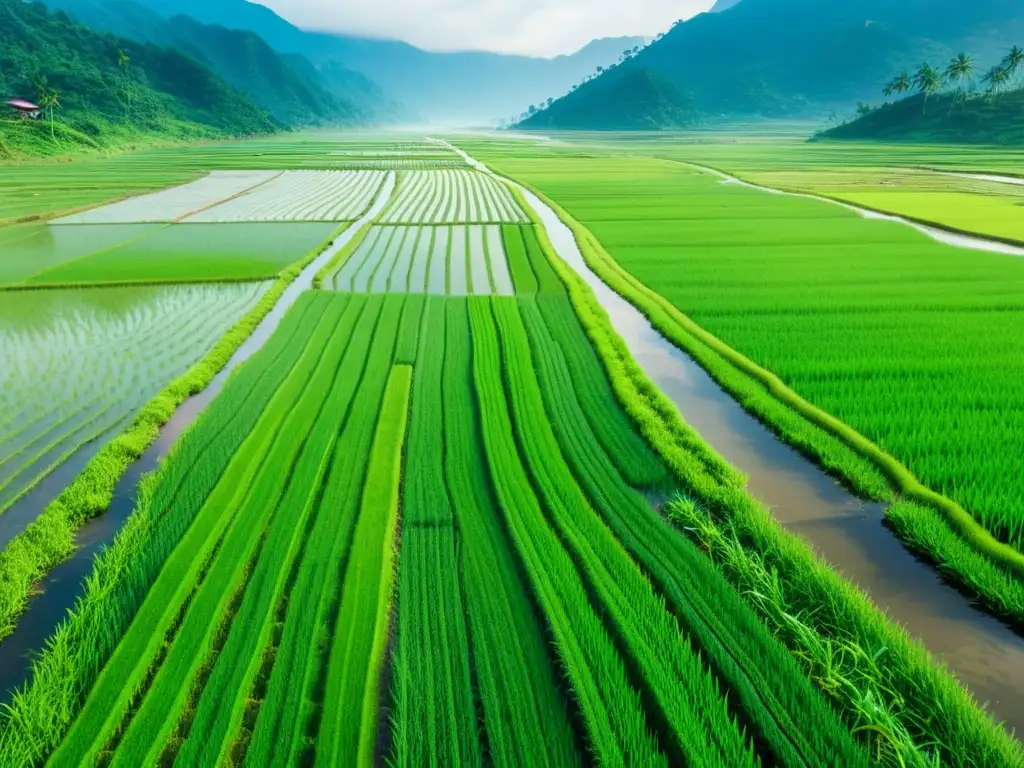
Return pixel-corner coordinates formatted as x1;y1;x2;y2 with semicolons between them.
120;0;644;122
519;0;1024;129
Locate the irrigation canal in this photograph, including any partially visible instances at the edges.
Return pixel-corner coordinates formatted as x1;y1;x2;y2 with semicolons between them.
0;174;397;702
443;141;1024;738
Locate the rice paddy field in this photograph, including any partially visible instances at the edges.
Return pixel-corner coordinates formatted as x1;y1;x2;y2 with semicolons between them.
0;283;268;515
588;136;1024;244
379;169;528;223
1;131;1022;768
323;224;514;295
457;137;1024;562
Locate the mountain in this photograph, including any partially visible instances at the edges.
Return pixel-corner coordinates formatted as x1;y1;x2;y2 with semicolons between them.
0;0;274;155
122;0;644;123
520;0;1024;128
816;89;1024;144
38;0;379;125
710;0;743;11
518;68;699;130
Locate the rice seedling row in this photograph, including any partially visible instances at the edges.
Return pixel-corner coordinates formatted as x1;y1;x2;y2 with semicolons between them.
0;282;268;515
379;170;527;224
326;225;515;296
186;170;388;223
55;171;280;224
519;295;869;767
332;159;467;170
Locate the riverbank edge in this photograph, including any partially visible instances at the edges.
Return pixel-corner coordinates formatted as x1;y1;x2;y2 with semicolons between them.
0;222;347;641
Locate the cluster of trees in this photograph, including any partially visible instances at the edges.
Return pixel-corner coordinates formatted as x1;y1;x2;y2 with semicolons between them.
882;46;1024;109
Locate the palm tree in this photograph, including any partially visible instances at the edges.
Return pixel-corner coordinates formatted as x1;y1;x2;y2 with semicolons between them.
117;49;134;121
945;53;975;100
1003;45;1024;86
982;65;1010;97
913;63;942;112
882;72;912;97
35;78;61;141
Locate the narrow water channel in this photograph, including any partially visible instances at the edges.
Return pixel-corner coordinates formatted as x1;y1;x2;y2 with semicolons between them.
0;173;396;702
444;142;1024;737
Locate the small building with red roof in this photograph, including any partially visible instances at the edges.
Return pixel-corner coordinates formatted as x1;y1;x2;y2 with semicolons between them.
5;100;42;119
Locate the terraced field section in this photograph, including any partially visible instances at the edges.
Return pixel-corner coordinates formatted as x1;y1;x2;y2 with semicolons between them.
324;225;514;295
464;143;1024;599
55;170;387;225
379;169;528;223
0;282;268;516
1;289;884;768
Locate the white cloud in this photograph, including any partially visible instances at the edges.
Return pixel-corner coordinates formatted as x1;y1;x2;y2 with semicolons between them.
259;0;716;57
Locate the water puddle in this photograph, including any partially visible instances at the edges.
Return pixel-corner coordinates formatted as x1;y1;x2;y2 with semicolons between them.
441;141;1024;736
0;173;396;702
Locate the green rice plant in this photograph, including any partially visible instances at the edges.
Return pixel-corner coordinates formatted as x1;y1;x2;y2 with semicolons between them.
886;500;1024;623
507;175;1024;766
490;296;755;766
520;224;564;295
430;297;578;768
169;300;392;766
467;297;665;766
665;494;1023;768
0;293;337;766
393;291;426;365
520;295;871;767
501;224;537;294
244;297;409;767
400;297;452;527
45;295;359;766
533;294;669;490
389;524;480;768
493;153;1024;592
314;220;374;288
318;363;413;768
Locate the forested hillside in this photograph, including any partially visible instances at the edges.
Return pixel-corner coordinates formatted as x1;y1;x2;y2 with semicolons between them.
817;89;1024;144
518;0;1024;129
40;0;392;124
518;69;698;130
0;0;275;155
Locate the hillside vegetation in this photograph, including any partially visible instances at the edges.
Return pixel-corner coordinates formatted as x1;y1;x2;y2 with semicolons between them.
0;0;275;156
818;89;1024;143
40;0;390;125
518;69;698;130
518;0;1024;129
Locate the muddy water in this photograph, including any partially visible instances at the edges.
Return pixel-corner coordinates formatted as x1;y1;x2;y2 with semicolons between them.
439;140;1024;735
0;173;396;702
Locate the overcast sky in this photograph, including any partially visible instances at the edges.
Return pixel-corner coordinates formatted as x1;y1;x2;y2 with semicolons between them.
260;0;716;57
